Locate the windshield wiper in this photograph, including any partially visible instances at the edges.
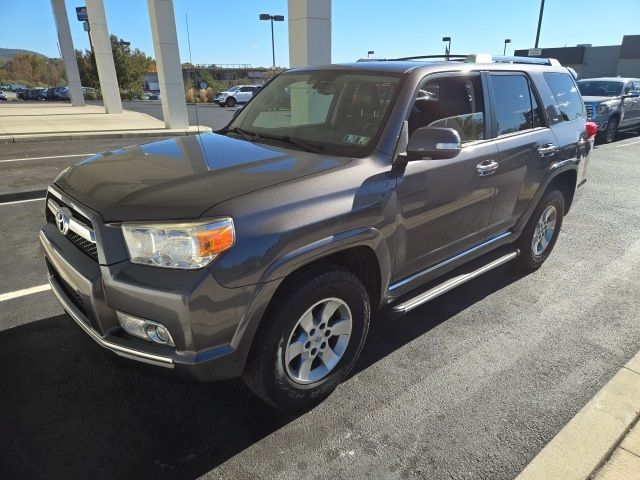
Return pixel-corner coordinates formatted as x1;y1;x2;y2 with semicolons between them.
254;133;325;153
220;126;257;142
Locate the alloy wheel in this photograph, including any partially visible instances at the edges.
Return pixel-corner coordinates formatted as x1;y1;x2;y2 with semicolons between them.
284;298;352;384
531;205;557;256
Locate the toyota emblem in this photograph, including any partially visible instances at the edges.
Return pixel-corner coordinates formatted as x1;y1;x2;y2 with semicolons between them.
55;208;71;235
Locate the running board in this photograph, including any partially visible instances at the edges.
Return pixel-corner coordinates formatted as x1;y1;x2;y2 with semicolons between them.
392;249;520;313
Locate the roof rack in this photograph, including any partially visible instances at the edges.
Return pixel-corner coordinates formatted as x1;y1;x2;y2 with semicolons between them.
375;53;562;67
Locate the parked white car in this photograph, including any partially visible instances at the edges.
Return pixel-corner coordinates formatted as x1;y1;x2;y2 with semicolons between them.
214;85;260;107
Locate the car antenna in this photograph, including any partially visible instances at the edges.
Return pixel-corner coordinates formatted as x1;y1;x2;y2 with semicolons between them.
185;13;200;137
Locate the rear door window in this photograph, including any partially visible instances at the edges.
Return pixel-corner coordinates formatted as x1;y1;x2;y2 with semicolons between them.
490;74;543;137
543;72;585;124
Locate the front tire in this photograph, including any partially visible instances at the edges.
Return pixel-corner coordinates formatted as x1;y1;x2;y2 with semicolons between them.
515;189;565;270
243;266;370;411
601;116;619;144
225;97;237;107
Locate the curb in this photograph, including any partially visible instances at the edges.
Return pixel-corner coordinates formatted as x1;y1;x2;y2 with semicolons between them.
0;126;212;144
515;351;640;480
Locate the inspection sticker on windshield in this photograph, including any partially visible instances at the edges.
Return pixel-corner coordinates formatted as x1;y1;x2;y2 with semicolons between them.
343;134;370;145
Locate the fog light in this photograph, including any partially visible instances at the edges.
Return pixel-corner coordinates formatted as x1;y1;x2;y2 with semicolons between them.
116;311;175;347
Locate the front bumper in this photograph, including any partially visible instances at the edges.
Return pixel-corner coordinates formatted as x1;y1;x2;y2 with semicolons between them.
39;195;260;382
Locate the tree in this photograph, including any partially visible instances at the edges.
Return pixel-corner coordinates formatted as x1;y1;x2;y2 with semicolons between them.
0;53;66;86
76;35;154;97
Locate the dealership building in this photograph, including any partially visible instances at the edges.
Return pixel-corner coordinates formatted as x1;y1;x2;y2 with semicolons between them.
515;35;640;79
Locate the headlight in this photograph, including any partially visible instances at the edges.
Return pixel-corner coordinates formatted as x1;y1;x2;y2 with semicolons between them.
596;104;609;114
121;218;235;269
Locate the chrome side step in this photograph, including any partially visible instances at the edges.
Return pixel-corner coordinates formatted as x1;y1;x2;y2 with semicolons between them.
392;250;519;313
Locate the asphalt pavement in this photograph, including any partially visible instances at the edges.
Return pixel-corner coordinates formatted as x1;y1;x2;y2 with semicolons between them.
121;100;235;131
1;133;640;479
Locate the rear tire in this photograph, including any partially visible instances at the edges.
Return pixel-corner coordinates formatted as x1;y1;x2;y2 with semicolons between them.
514;189;565;270
243;266;370;411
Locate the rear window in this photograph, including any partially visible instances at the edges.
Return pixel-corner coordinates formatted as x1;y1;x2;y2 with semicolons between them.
544;73;585;124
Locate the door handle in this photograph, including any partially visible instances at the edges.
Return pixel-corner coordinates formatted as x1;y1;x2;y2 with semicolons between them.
476;160;499;176
537;144;556;157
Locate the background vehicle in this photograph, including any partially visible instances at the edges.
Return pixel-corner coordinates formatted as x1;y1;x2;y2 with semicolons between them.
41;55;593;411
48;86;70;101
578;77;640;143
26;87;48;100
214;85;260;107
82;86;100;100
0;90;6;101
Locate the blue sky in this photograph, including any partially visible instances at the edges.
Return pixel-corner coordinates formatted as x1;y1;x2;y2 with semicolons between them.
1;0;637;66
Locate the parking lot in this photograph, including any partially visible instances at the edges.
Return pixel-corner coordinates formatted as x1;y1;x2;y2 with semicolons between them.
1;132;640;479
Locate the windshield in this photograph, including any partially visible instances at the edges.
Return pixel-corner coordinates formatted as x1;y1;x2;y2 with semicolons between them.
226;86;239;92
577;80;623;97
227;71;402;156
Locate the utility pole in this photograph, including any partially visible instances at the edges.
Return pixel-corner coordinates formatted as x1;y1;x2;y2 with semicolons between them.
534;0;545;48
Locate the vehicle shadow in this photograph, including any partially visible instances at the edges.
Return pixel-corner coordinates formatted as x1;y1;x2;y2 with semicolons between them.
0;264;528;479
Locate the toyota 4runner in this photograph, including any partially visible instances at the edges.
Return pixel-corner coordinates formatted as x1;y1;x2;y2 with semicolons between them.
41;54;594;410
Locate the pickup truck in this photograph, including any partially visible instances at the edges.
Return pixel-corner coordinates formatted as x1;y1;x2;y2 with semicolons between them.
41;54;594;410
577;77;640;143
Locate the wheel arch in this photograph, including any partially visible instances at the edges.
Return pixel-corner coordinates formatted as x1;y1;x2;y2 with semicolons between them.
547;169;577;214
514;164;579;234
258;227;391;311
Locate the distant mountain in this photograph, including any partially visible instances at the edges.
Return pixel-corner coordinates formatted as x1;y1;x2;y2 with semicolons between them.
0;48;50;63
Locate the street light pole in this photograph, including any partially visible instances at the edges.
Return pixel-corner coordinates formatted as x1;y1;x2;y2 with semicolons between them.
534;0;545;48
259;14;285;68
503;38;511;55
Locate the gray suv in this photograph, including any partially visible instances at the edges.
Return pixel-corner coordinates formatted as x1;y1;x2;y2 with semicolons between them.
41;55;593;410
577;77;640;143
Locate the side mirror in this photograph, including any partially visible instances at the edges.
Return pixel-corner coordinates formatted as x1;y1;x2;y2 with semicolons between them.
624;91;640;98
405;127;461;160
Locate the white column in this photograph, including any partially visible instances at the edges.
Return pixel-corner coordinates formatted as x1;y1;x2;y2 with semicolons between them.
86;0;122;113
50;0;85;106
288;0;331;67
148;0;188;129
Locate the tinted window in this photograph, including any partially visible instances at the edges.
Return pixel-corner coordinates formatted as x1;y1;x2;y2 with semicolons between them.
634;81;640;91
578;80;623;97
490;74;542;136
408;74;485;142
544;72;585;123
623;82;634;95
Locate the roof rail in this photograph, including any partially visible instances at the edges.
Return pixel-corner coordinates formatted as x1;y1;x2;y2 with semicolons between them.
374;53;563;67
387;54;468;61
491;55;561;66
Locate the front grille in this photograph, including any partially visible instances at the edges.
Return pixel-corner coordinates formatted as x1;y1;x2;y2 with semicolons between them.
585;104;594;118
46;193;99;261
67;231;98;261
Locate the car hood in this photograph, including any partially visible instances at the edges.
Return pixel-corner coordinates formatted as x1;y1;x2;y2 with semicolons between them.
582;96;620;103
55;133;350;221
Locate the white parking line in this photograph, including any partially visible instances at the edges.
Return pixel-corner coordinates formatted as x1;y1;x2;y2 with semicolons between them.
0;284;51;302
0;153;92;164
0;197;45;206
610;139;640;148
